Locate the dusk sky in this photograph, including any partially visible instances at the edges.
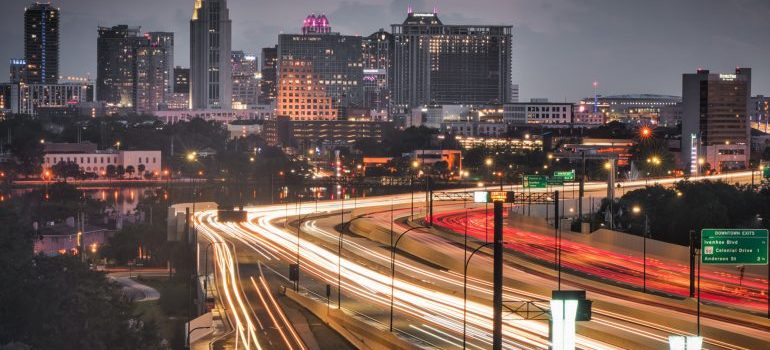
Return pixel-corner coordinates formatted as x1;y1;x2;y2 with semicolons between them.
2;0;769;101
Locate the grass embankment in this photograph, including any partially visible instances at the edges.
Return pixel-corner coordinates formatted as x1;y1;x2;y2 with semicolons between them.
133;275;190;350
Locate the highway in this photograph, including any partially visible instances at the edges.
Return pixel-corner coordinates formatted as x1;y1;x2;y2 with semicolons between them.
193;170;769;349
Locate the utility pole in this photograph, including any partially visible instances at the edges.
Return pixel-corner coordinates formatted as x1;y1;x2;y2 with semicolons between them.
492;201;503;350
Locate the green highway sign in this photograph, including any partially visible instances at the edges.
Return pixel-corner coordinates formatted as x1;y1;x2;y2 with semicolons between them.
548;176;565;186
553;170;576;181
763;167;770;179
701;229;768;265
524;175;547;189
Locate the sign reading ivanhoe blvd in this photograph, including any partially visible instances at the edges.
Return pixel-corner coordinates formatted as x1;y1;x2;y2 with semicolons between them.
701;229;768;265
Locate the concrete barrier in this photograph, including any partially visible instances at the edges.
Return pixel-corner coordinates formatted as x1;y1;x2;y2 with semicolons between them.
283;288;421;350
166;202;218;241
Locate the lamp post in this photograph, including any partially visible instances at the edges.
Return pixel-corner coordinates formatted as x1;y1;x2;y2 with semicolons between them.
462;241;496;349
411;160;419;220
202;241;236;303
389;225;430;332
632;205;649;293
339;212;371;308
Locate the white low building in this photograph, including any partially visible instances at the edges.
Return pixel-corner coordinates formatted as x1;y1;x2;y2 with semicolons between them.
43;143;162;178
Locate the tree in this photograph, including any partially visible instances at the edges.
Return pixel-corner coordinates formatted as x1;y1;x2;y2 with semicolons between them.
106;164;117;179
125;165;135;178
0;203;162;350
51;161;82;181
116;165;125;178
137;164;146;174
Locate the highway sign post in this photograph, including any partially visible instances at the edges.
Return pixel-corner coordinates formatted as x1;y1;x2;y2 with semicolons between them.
524;175;547;188
700;228;769;320
701;229;768;265
548;176;565;186
553;170;576;181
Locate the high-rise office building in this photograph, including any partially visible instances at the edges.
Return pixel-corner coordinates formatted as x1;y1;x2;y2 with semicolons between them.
136;32;174;113
174;67;190;94
10;59;27;83
24;3;59;84
168;66;190;110
259;46;277;104
391;9;512;109
276;59;336;120
278;14;363;119
190;0;232;110
231;51;260;108
362;29;392;112
98;26;174;113
682;68;751;173
97;25;143;108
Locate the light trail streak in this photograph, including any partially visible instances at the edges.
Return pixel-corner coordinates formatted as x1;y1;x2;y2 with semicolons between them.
193;170;757;349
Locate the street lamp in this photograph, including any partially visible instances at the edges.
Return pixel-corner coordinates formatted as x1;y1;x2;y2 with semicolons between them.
411;160;419;220
463;242;496;349
339;213;372;308
389;225;429;332
632;205;649;293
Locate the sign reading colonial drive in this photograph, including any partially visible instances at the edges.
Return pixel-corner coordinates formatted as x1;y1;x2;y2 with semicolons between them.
548;176;565;186
701;229;768;265
524;175;547;188
553;170;576;181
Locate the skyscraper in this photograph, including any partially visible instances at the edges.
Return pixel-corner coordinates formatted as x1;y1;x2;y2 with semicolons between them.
136;32;174;113
190;0;232;110
97;26;174;113
231;51;260;108
24;2;59;84
259;46;277;104
391;9;512;110
97;25;143;108
682;68;751;173
10;59;27;83
362;29;393;112
168;66;190;110
278;14;363;119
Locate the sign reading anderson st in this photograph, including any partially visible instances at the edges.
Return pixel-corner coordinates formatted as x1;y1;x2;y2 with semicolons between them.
701;229;768;265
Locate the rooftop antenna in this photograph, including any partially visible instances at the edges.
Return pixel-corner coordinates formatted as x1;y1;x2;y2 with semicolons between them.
433;0;438;14
592;81;599;113
408;0;413;14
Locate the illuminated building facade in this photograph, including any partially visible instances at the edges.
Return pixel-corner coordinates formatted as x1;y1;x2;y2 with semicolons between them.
278;14;363;119
264;115;389;149
231;51;260;108
362;29;392;112
136;32;174;113
9;82;94;116
392;10;512;109
503;101;573;125
190;0;233;109
24;3;59;84
168;66;190;110
97;25;143;108
577;94;681;125
10;59;27;84
276;59;336;120
751;95;770;132
260;46;278;104
682;68;751;171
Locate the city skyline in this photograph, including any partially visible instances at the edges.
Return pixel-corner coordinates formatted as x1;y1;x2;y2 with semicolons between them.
0;0;768;101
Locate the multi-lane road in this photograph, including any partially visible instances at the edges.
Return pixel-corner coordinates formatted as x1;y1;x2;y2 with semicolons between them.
194;170;769;349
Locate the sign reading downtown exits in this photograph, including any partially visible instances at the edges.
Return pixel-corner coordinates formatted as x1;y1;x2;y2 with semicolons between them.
701;229;768;265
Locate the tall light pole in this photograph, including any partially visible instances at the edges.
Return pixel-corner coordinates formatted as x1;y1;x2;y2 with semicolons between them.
411;160;419;220
462;241;495;349
389;225;429;332
632;205;649;293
